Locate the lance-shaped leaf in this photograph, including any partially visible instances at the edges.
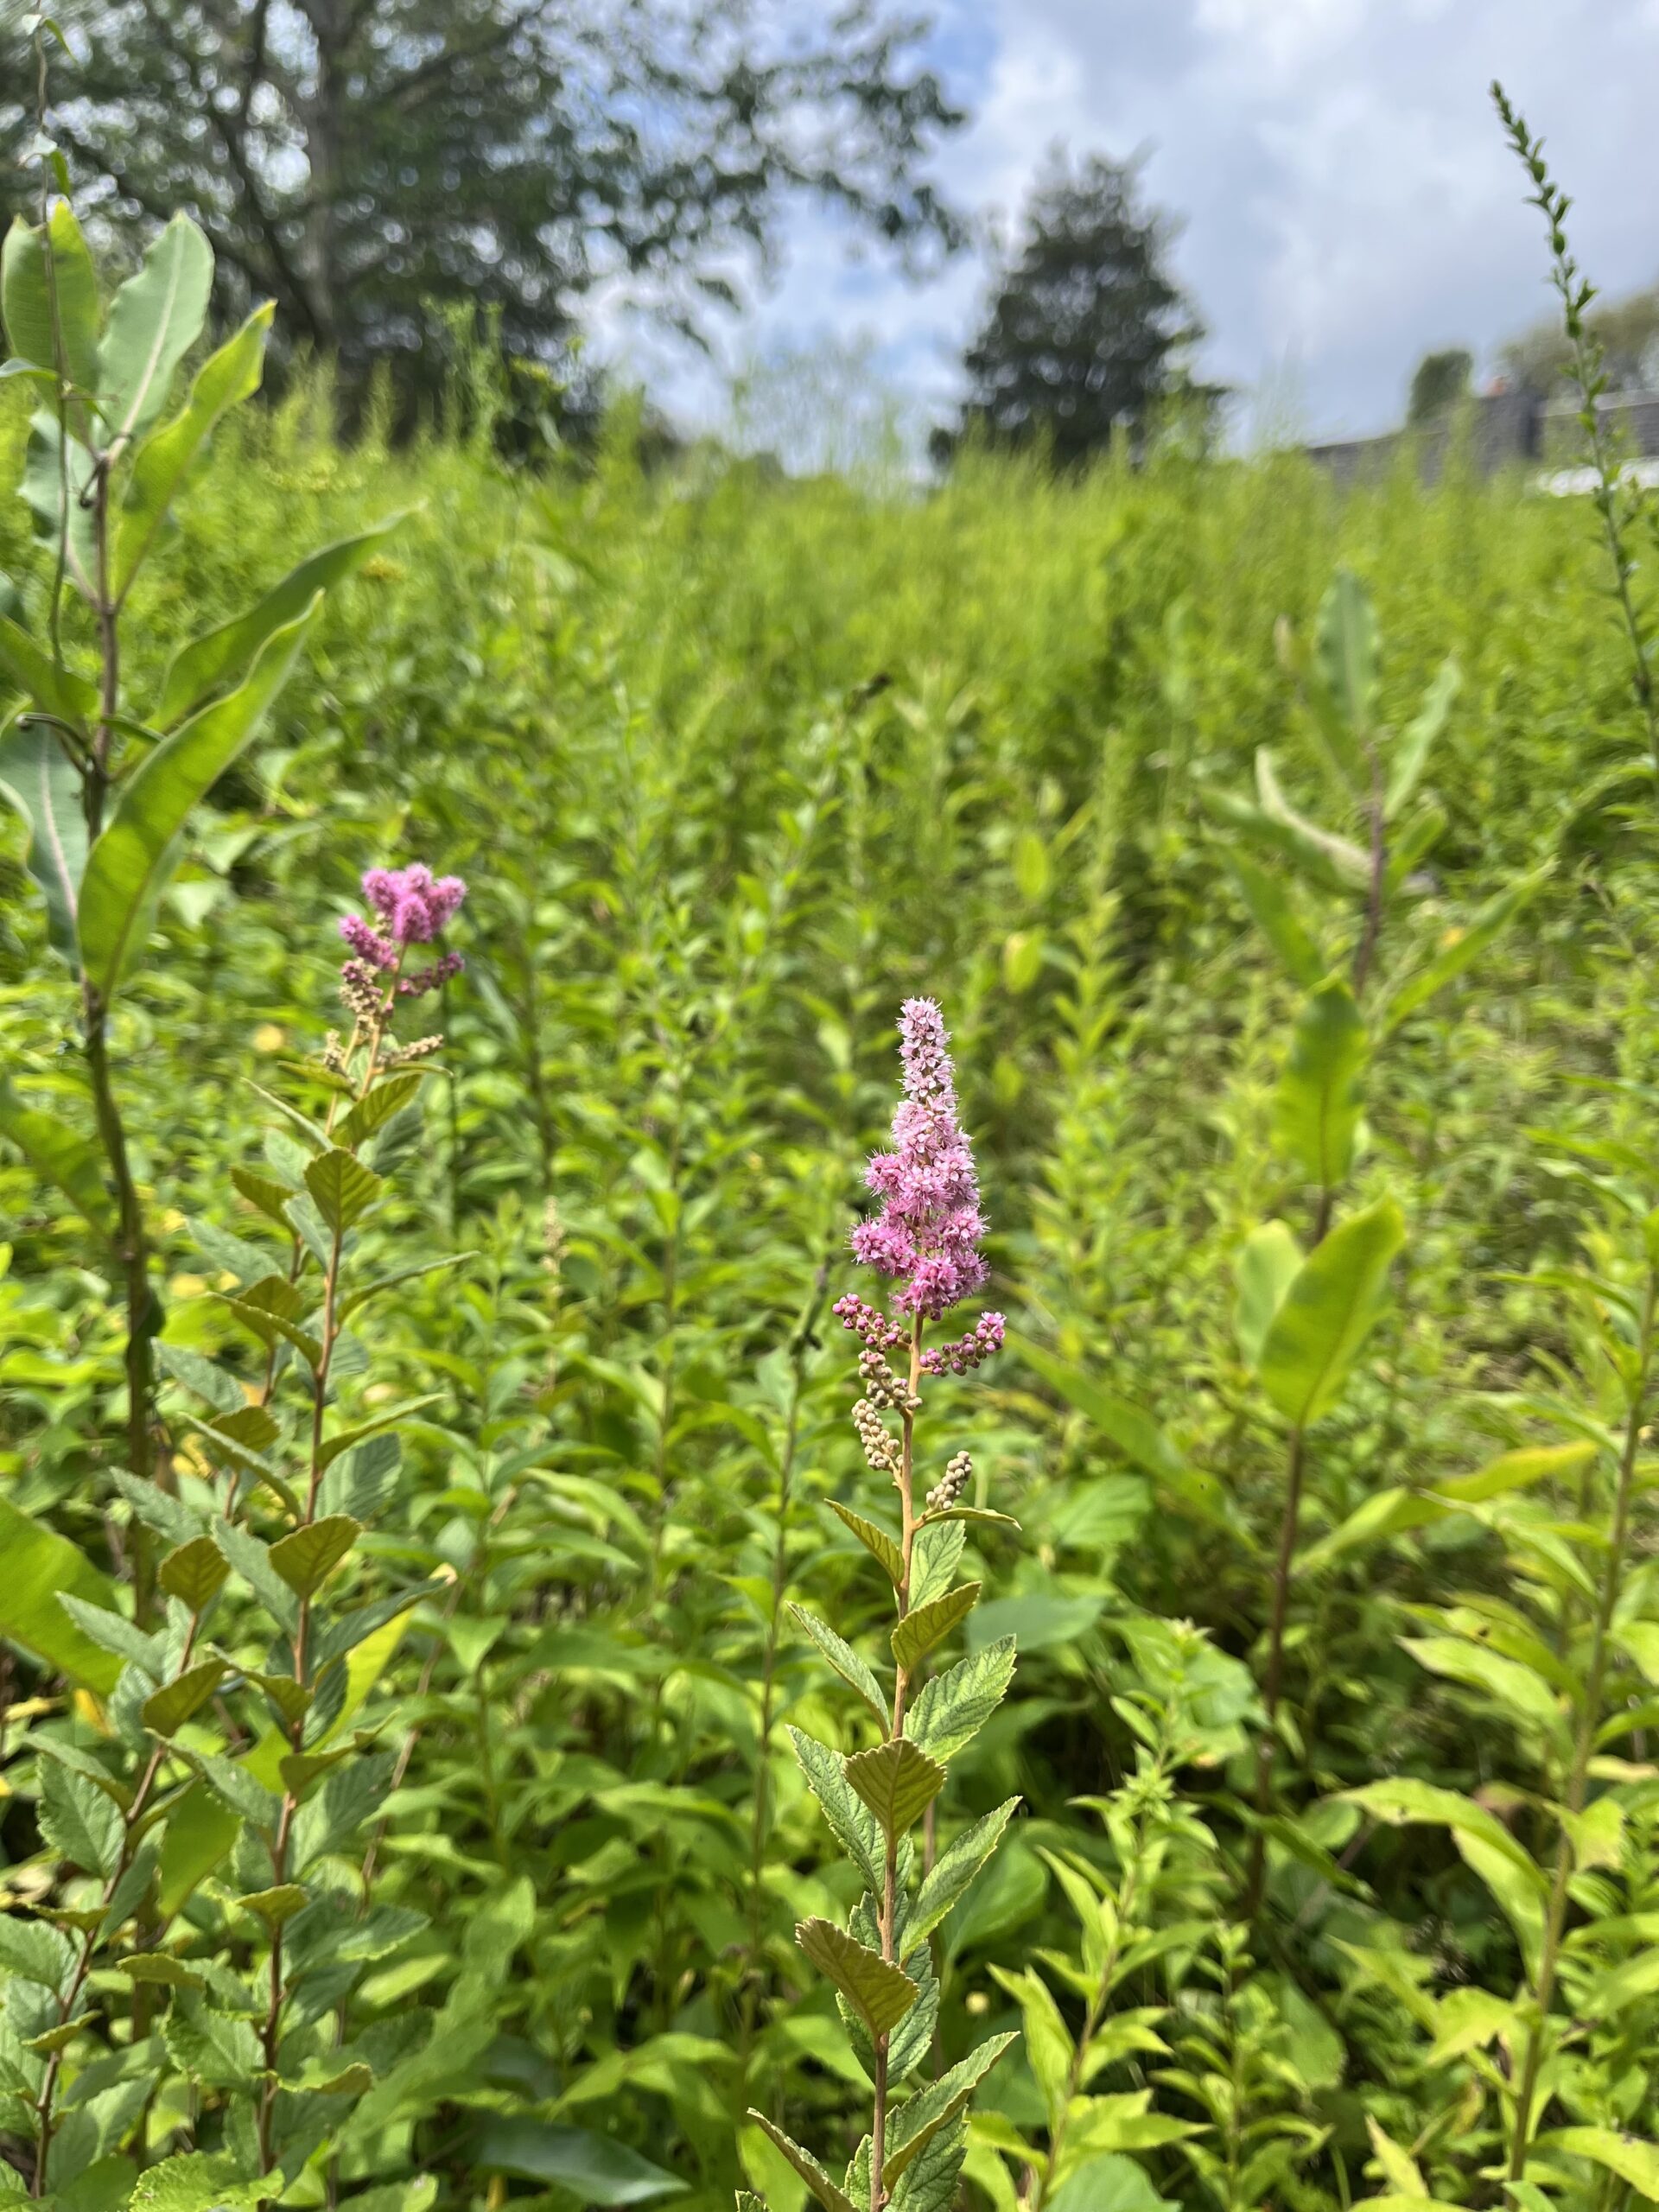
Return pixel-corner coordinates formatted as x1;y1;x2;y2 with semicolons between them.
0;712;88;963
1254;749;1372;892
1258;1197;1406;1427
893;1584;981;1673
845;1738;946;1842
0;1076;114;1236
788;1603;888;1726
883;2033;1018;2185
788;1726;884;1892
270;1515;360;1599
1315;567;1376;749
1234;1220;1302;1370
98;213;213;448
0;620;98;729
909;1799;1020;1948
1385;868;1550;1032
242;1667;310;1726
0;1498;124;1694
142;1657;228;1736
2;206;100;399
1274;979;1367;1191
909;1639;1016;1764
231;1164;298;1224
829;1499;905;1587
158;515;405;726
1541;2129;1659;2202
78;600;319;999
1386;656;1459;818
316;1396;440;1471
336;1067;426;1148
112;305;272;597
157;1535;229;1612
796;1916;918;2035
744;2116;858;2212
1222;850;1325;987
305;1146;383;1235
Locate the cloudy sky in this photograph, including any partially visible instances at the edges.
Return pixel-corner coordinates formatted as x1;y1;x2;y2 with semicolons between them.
620;0;1659;448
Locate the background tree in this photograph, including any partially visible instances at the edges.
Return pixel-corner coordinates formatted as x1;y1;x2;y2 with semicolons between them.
1407;346;1472;424
0;0;965;404
938;149;1213;469
1500;279;1659;396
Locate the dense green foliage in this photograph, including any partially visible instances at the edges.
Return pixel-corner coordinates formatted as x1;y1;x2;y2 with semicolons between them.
7;148;1659;2211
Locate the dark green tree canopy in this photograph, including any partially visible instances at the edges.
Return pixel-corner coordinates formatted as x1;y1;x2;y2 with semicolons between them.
941;150;1211;467
1;0;964;390
1407;346;1473;424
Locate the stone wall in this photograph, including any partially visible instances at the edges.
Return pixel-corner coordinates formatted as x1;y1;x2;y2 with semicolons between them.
1306;391;1659;486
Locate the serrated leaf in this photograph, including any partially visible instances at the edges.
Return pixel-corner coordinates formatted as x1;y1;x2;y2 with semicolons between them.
118;1952;204;1988
884;2033;1017;2184
745;2115;858;2212
230;1165;298;1224
234;1885;308;1928
788;1727;883;1893
844;1738;946;1842
796;1916;918;2035
829;1499;905;1586
0;1913;74;1989
908;1638;1016;1764
909;1798;1020;1948
126;2152;264;2212
336;1069;424;1149
270;1515;359;1599
157;1535;228;1612
142;1658;227;1736
315;1398;439;1471
37;1758;123;1878
788;1603;888;1726
893;1585;980;1672
304;1147;382;1235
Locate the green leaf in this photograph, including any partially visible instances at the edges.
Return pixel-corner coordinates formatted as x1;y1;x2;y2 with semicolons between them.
1541;2129;1659;2202
829;1498;905;1587
909;1799;1020;1947
162;1999;264;2088
234;1885;308;1929
157;1535;229;1612
142;1657;228;1736
1258;1196;1406;1427
0;1495;123;1692
844;1738;946;1841
0;1077;113;1237
1315;567;1377;746
744;2117;857;2212
117;1952;204;1988
1402;1636;1562;1733
1435;1441;1596;1504
126;2152;264;2212
0;711;89;963
157;514;404;724
98;216;213;450
37;1758;122;1878
471;2120;685;2203
909;1637;1016;1764
884;2034;1017;2185
1342;1777;1548;1956
1386;656;1459;817
315;1396;440;1470
1234;1220;1303;1370
111;306;272;597
336;1067;426;1149
788;1727;884;1892
77;600;320;999
1222;849;1325;987
893;1584;980;1672
988;1966;1073;2129
1254;748;1371;891
2;207;100;395
1385;868;1550;1031
0;620;98;728
795;1916;918;2035
787;1604;888;1726
269;1515;359;1599
1274;980;1367;1191
0;1911;74;1989
303;1147;383;1235
1007;1331;1225;1526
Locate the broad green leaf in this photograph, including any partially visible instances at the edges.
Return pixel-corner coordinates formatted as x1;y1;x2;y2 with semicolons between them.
1541;2128;1659;2202
1387;656;1459;817
1385;868;1549;1031
0;618;98;727
2;206;100;397
909;1637;1016;1764
1254;749;1371;891
142;1657;228;1736
1295;1484;1440;1575
788;1603;887;1726
1316;566;1377;744
828;1499;905;1586
158;515;404;725
118;1952;204;1988
988;1965;1072;2128
470;2120;684;2204
1222;849;1325;986
1402;1636;1561;1733
125;2151;264;2212
885;2033;1017;2185
789;1728;884;1893
0;1495;122;1691
0;1077;114;1236
78;600;319;998
37;1757;122;1878
235;1884;308;1928
162;1998;264;2087
1343;1776;1548;1959
1435;1441;1596;1504
112;305;272;597
1234;1220;1303;1369
336;1067;426;1148
844;1738;946;1841
909;1799;1020;1947
157;1535;229;1612
315;1395;440;1470
893;1583;981;1672
1258;1197;1406;1427
98;213;213;448
0;711;89;961
270;1515;360;1599
796;1916;918;2035
1274;980;1367;1190
304;1146;383;1234
1584;1948;1659;2019
0;1912;75;1988
745;2116;857;2212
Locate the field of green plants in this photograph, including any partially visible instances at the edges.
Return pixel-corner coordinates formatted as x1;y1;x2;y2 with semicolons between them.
6;163;1659;2212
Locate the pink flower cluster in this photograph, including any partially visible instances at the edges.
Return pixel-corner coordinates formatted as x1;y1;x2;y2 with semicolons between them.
339;863;467;1003
849;998;991;1321
833;1294;909;1352
921;1311;1006;1376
